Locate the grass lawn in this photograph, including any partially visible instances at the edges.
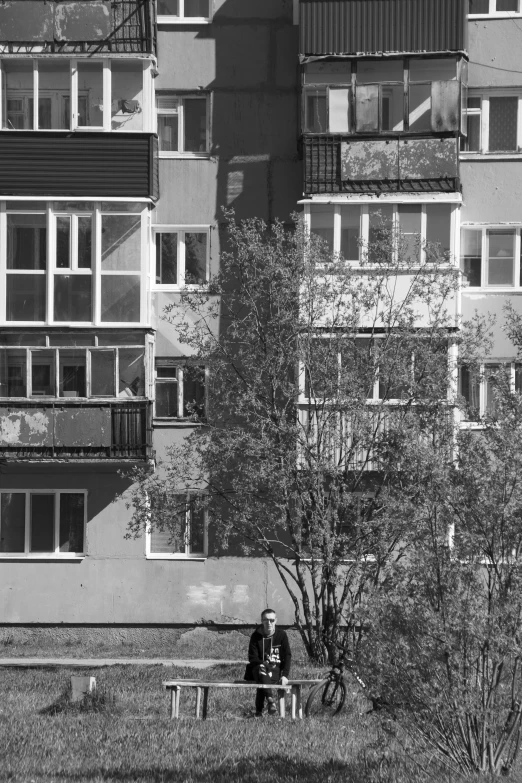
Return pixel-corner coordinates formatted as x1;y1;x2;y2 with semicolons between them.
0;663;512;783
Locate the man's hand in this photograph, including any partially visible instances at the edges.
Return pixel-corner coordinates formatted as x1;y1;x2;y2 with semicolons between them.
280;676;289;686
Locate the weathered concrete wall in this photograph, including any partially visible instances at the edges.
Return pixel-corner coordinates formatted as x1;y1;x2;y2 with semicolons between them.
460;161;522;224
468;21;522;88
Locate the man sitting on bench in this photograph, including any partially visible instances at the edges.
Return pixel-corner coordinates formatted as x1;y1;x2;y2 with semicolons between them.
245;608;291;717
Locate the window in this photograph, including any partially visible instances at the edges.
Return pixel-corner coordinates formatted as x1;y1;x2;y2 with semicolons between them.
157;0;212;21
461;92;522;153
0;202;146;325
147;494;207;559
155;360;205;420
308;202;454;263
157;94;210;155
1;58;148;132
303;57;459;135
460;227;521;288
469;0;521;15
460;363;519;421
154;228;209;286
0;340;146;400
0;491;86;557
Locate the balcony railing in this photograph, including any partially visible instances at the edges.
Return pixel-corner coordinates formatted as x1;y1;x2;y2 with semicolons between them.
303;135;460;195
0;400;152;461
0;0;156;55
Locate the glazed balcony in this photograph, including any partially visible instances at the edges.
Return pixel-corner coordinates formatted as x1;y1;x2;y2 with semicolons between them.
0;0;156;55
0;400;152;461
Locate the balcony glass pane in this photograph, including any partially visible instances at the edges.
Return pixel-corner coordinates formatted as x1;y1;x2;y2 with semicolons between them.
426;204;452;257
469;0;489;10
31;351;55;396
465;112;481;151
59;493;84;553
304;62;351;85
6;275;46;321
409;84;431;131
382;85;404;131
488;230;515;285
59;351;86;398
357;60;403;84
310;206;334;251
7;215;47;270
156;233;178;284
158;114;179;152
0;493;25;553
30;494;54;553
39;60;70;129
497;0;518;10
185;0;210;15
185;233;207;283
328;88;350;133
77;62;103;127
398;205;422;262
91;351;115;396
304;90;327;133
101;215;141;271
340;206;360;261
101;276;141;322
78;216;92;269
56;216;71;269
3;60;33;130
184;98;207;152
1;350;27;397
409;58;457;82
460;366;480;420
54;276;92;322
183;366;205;418
489;97;518;151
119;349;145;397
189;506;205;553
461;228;482;286
485;365;501;415
111;61;143;132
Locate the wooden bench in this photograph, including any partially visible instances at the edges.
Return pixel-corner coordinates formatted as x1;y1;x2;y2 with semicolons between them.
163;678;322;720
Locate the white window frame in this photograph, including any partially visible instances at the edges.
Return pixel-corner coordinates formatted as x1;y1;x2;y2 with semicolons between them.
145;493;208;560
0;201;148;327
0;58;152;133
156;93;211;157
459;362;520;425
157;0;213;24
469;0;522;17
0;489;87;560
154;359;207;422
460;225;522;290
152;226;210;289
304;200;457;267
461;89;522;156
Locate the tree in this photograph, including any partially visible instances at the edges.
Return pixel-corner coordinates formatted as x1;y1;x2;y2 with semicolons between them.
359;360;522;777
126;209;465;663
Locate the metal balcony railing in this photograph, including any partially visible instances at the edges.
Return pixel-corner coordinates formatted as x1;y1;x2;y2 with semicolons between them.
0;400;152;461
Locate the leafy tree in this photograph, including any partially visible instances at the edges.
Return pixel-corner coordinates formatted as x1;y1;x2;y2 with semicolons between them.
126;210;465;663
359;362;522;777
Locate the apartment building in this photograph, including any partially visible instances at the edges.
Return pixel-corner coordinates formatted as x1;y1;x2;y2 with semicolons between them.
1;0;518;637
0;0;301;632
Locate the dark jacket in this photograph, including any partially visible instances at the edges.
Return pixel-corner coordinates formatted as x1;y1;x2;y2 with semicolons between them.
245;626;292;680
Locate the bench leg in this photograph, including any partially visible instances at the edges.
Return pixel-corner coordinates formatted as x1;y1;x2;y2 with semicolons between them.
195;686;202;718
291;686;297;720
297;685;303;719
202;687;209;720
170;687;180;720
278;689;286;719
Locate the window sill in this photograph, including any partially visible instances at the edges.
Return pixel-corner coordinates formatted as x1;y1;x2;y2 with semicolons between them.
469;13;522;19
146;554;207;561
157;17;212;24
462;287;522;293
460;152;522;160
158;152;212;159
153;418;206;427
153;285;210;292
0;554;85;560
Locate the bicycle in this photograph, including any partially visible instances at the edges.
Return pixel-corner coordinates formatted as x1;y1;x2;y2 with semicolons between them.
305;643;388;718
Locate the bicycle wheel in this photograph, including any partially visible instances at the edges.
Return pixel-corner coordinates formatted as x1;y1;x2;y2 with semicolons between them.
305;677;346;717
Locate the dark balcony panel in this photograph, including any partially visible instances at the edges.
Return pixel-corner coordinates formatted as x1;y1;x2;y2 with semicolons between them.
304;136;460;194
0;0;156;55
0;401;152;460
300;0;468;56
0;133;158;199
